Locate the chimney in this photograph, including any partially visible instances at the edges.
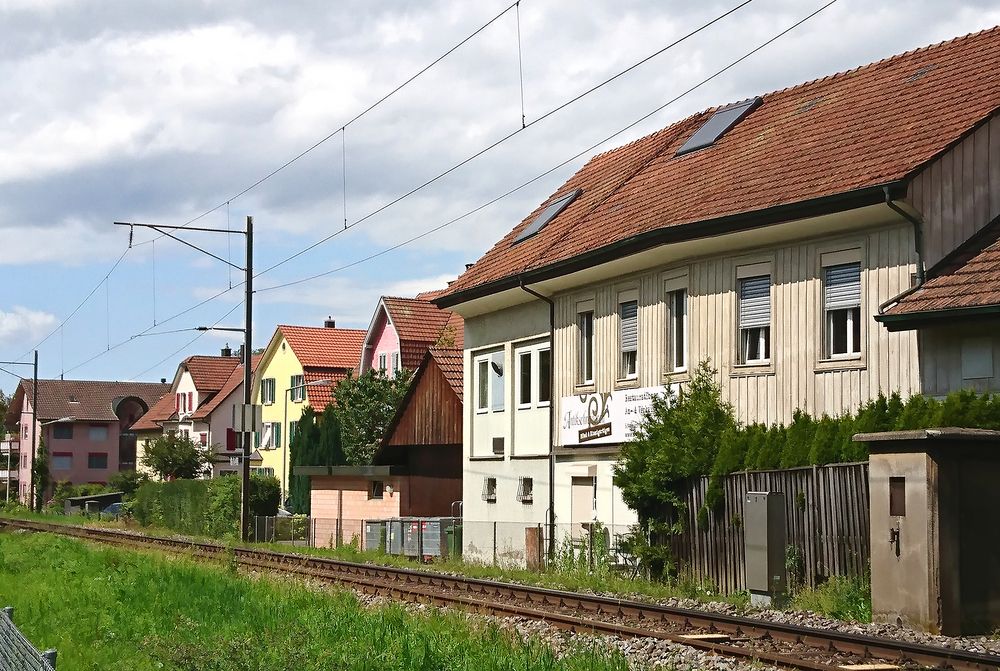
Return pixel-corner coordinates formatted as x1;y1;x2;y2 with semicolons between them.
465;263;474;270
324;316;336;328
221;343;232;357
237;344;245;360
160;378;167;384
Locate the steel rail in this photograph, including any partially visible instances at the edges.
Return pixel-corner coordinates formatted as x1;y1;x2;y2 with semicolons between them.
3;519;998;671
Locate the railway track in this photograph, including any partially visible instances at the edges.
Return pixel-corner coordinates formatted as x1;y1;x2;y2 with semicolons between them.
3;518;997;671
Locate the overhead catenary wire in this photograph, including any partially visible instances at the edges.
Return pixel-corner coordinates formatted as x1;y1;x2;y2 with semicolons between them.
257;0;832;294
130;301;244;380
253;0;756;279
24;3;524;370
18;246;131;360
516;1;526;129
60;0;831;379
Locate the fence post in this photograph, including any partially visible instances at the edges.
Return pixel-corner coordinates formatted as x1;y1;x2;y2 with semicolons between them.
492;521;497;565
418;519;424;561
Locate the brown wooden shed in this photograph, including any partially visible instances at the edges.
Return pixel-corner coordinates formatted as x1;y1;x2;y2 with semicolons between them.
304;347;464;545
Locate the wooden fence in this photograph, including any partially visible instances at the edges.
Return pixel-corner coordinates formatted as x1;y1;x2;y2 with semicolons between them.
669;462;869;592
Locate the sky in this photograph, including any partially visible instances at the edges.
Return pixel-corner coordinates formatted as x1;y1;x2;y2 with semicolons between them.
1;0;998;386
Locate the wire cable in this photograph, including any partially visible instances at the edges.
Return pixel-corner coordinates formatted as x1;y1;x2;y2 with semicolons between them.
257;0;832;294
130;301;243;380
18;246;131;360
253;0;755;278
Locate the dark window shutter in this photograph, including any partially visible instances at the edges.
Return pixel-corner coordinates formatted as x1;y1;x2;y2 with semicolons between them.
739;276;771;328
188;392;194;410
226;429;236;451
620;301;638;352
825;263;861;309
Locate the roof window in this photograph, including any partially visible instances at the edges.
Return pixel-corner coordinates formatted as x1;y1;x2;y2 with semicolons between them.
675;96;762;156
512;189;582;245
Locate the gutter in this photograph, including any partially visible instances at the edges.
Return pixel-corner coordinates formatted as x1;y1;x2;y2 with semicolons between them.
876;304;1000;331
519;280;556;560
438;183;906;309
877;186;927;316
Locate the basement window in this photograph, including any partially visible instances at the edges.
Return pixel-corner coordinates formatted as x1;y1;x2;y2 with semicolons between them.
512;189;582;244
675;97;762;156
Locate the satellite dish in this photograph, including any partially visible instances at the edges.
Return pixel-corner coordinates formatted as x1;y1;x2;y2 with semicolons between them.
491;361;503;376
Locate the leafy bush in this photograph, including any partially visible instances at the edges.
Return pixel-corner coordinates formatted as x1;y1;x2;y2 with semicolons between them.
132;474;278;539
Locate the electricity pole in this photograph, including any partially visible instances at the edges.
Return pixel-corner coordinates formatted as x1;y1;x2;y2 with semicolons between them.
115;216;256;540
241;216;253;541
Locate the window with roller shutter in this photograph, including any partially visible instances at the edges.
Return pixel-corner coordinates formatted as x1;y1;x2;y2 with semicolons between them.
739;275;771;364
619;300;638;379
824;262;862;357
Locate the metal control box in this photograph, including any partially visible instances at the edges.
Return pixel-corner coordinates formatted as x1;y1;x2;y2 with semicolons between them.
364;520;386;553
744;491;787;605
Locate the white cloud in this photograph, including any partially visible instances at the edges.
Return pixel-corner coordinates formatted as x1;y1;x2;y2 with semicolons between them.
0;306;58;348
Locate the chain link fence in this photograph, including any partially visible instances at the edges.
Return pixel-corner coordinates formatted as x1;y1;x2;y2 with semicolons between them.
252;516;634;570
1;607;57;670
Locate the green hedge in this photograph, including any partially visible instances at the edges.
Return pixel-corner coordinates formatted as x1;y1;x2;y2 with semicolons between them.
133;474;280;539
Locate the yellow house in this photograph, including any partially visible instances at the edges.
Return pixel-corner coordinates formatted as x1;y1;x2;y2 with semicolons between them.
252;322;366;500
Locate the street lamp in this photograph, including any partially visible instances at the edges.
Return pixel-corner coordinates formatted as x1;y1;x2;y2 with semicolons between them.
282;378;331;506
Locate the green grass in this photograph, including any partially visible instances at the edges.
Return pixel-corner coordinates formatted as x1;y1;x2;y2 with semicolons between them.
2;509;872;623
0;530;635;671
789;574;872;622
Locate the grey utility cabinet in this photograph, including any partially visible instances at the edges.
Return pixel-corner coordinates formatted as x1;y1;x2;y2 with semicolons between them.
744;491;787;606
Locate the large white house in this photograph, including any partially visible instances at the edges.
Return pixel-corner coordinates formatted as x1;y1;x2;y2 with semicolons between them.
436;28;1000;562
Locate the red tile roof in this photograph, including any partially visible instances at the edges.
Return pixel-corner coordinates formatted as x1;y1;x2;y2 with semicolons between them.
191;354;262;421
183;356;240;393
430;347;464;398
131;390;177;432
279;325;366;369
440;27;1000;303
382;297;458;370
5;379;170;426
303;368;350;410
884;219;1000;317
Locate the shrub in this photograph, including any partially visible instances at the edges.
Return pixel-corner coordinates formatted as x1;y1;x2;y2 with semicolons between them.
132;474;279;539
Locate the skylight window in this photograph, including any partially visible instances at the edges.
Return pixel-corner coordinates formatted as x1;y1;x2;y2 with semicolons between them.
675;96;762;156
512;189;582;245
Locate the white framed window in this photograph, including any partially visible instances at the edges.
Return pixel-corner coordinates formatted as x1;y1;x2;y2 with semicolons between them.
578;310;594;384
261;378;276;405
666;286;688;373
251;467;275;477
475;357;489;413
824;262;862;358
378;353;387;372
538;347;551;405
515;344;551;410
391;352;400;374
516;477;534;503
619;299;638;379
517;350;533;408
482;476;497;503
489;351;504;412
738;275;771;364
290;374;305;402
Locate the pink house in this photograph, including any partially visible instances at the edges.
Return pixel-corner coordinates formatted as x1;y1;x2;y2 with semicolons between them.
359;291;463;376
4;379;170;504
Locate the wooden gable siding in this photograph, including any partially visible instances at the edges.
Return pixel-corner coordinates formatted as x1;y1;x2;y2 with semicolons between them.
909;114;1000;269
386;357;462;446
